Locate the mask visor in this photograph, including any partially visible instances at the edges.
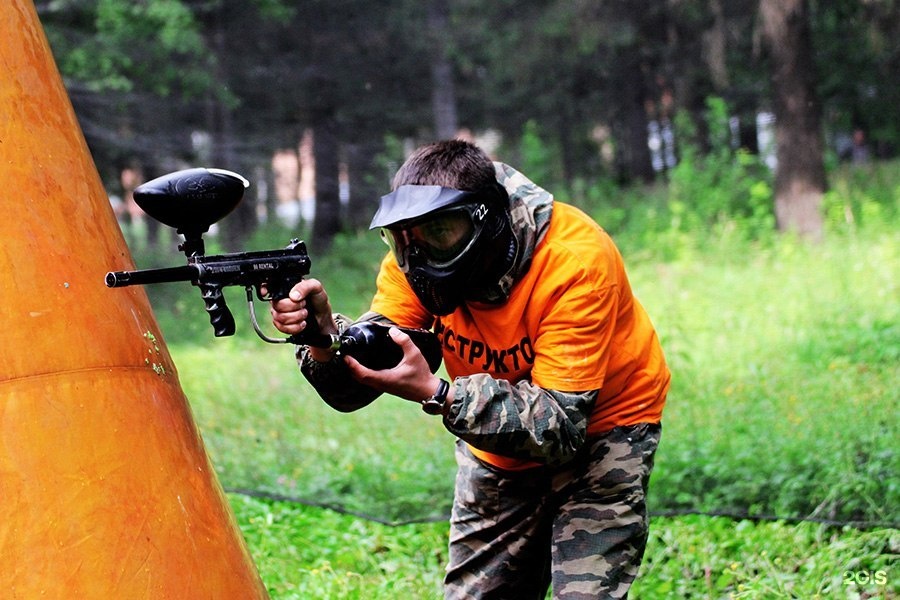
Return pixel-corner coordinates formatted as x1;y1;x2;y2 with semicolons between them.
370;185;476;229
381;204;484;269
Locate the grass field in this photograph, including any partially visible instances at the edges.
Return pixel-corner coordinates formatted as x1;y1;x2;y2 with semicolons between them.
146;162;898;598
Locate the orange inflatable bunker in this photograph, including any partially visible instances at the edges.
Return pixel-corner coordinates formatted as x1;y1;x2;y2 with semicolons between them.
0;2;268;597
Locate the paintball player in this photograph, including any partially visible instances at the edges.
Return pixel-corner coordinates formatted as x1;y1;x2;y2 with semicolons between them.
270;139;670;599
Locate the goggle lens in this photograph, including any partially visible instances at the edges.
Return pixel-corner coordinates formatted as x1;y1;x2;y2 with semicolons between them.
409;210;474;261
381;205;481;268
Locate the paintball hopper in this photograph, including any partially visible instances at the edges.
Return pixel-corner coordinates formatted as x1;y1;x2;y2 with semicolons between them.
133;168;249;240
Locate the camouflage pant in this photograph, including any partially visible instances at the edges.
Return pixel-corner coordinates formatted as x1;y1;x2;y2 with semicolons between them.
445;423;661;600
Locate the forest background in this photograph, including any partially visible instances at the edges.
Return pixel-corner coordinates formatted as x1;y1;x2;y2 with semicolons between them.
38;1;898;598
40;0;898;245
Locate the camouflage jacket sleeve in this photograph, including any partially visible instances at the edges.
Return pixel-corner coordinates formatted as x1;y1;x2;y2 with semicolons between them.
297;311;394;412
442;373;598;466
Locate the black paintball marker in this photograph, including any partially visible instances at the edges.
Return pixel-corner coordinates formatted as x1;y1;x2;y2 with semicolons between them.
105;168;442;372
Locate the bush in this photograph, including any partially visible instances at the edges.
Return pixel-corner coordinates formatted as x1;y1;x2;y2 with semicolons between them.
137;152;900;527
141;156;899;599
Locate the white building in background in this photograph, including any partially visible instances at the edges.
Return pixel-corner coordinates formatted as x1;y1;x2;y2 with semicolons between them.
270;129;317;227
756;111;777;170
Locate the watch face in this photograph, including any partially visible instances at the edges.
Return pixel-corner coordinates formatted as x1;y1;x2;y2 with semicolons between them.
421;399;444;415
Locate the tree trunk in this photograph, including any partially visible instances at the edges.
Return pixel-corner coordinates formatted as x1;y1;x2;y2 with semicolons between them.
759;0;826;237
429;0;458;140
207;10;254;251
619;61;655;183
312;117;341;249
703;0;729;90
346;139;384;230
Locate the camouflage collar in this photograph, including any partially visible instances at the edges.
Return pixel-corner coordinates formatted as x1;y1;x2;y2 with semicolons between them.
488;162;554;301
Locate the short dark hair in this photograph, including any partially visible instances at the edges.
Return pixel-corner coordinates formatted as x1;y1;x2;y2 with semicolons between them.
392;139;496;191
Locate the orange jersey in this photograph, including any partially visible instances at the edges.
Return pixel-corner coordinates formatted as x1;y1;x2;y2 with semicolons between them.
371;201;669;468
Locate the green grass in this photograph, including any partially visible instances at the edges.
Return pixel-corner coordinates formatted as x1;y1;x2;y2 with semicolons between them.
228;494;448;598
172;230;898;527
635;516;897;599
226;495;898;599
144;162;898;598
637;234;898;524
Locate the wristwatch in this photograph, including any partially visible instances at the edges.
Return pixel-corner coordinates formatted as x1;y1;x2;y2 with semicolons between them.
421;378;450;415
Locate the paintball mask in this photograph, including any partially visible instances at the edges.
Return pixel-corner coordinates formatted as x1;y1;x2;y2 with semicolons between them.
370;183;517;315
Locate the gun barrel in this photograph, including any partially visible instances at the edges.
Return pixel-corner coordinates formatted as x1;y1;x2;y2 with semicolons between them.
105;265;198;288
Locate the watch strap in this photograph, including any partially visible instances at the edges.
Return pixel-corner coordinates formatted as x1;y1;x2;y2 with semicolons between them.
421;378;450;415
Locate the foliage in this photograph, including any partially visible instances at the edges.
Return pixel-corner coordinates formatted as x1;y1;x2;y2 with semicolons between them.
149;160;900;523
229;494;447;598
43;0;213;96
516;120;563;189
634;516;898;599
574;98;779;263
665;97;775;240
136;161;900;597
822;161;900;234
228;496;898;599
640;233;898;523
454;0;677;181
811;0;900;151
42;1;899;218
